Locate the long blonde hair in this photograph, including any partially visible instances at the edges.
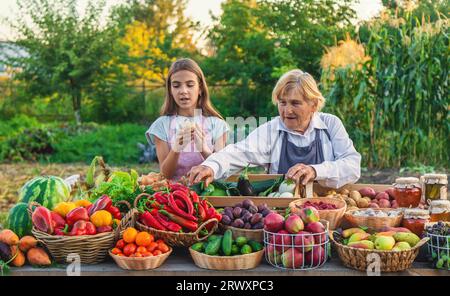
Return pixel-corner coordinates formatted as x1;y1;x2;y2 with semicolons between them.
161;58;224;119
272;69;326;111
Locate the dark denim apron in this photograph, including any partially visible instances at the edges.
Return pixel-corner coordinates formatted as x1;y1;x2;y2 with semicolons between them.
277;128;331;174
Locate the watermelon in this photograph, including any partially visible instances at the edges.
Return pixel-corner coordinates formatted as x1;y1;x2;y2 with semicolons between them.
18;176;70;209
6;202;33;237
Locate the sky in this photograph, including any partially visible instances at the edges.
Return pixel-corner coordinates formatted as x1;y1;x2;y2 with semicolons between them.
0;0;383;44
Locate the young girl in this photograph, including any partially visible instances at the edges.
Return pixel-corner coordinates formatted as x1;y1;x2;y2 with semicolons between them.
146;58;228;181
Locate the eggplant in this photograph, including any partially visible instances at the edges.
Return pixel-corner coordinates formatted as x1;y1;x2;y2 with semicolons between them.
237;165;255;196
0;242;11;262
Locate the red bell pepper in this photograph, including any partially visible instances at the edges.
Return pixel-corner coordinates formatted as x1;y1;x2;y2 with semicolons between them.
88;195;112;216
155;213;182;232
96;225;113;233
66;207;89;226
106;205;122;220
31;206;54;234
168;192;197;221
159;210;198;232
69;220;97;236
51;211;66;228
54;224;69;236
139;211;166;230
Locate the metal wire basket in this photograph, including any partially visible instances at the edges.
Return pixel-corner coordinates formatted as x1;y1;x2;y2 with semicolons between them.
425;231;450;270
263;220;330;270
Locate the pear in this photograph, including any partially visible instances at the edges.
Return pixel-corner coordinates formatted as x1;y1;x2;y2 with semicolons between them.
348;240;374;249
374;236;396;250
342;228;366;238
393;232;420;247
348;232;370;244
393;242;411;251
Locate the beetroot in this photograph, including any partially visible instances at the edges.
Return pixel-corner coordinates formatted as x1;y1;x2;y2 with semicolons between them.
264;212;284;232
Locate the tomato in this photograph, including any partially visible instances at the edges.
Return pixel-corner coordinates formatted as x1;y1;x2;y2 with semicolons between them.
153;250;163;256
141;251;152;257
111;248;122;255
136;246;147;254
123;243;137;256
147;242;158;252
123;228;138;244
155;239;164;244
115;239;126;249
134;252;143;258
157;242;170;253
135;232;153;247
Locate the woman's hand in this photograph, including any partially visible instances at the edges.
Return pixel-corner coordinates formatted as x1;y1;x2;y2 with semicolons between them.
187;165;214;186
286;163;317;185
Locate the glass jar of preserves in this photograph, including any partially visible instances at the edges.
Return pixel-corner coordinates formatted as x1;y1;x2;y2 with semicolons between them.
421;173;447;202
429;200;450;222
402;209;430;236
393;177;422;208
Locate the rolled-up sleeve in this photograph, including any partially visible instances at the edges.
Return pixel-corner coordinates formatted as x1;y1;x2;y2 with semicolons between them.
202;122;272;180
311;116;361;188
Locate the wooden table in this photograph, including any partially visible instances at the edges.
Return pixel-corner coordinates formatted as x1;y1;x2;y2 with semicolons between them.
9;247;448;276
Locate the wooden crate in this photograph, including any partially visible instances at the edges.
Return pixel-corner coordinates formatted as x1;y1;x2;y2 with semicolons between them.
207;175;392;208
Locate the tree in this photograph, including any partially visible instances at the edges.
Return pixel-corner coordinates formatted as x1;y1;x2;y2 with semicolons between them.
258;0;357;77
5;0;125;124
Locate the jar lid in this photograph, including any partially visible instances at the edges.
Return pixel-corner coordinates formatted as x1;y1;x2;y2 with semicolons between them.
429;200;450;213
404;208;430;219
422;173;448;184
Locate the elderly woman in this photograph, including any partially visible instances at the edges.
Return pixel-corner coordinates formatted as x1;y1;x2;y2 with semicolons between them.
187;69;361;188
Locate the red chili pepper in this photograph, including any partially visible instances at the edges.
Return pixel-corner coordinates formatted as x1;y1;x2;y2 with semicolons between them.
155;213;182;232
201;199;209;211
154;192;169;204
174;198;187;211
197;203;207;222
159;210;198;232
139;211;166;230
190;191;200;203
106;205;122;220
89;195;112;216
169;183;189;193
148;200;176;214
172;190;194;216
168;193;197;221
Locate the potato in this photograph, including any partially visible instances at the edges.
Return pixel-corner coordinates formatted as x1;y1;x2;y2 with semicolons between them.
350;190;362;201
340;189;350;196
363;197;372;204
357;198;370;208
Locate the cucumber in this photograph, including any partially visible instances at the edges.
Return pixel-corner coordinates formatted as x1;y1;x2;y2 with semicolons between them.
205;236;222;256
191;242;205;252
248;240;263;252
222;229;233;256
235;236;248;247
231;244;240;255
208;234;222;242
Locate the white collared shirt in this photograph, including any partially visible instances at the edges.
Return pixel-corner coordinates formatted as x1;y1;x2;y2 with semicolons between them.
202;112;361;188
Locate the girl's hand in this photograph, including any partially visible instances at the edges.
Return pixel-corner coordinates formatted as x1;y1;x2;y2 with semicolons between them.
173;126;193;152
193;124;211;154
286;163;317;185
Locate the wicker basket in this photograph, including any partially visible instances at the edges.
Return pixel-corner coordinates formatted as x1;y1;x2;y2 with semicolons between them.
289;197;347;230
219;224;263;242
330;231;429;272
109;247;172;270
189;248;265;270
28;202;133;264
133;193;219;247
344;208;404;232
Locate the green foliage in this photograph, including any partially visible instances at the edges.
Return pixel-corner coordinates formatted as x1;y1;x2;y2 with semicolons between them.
321;5;449;168
49;123;148;165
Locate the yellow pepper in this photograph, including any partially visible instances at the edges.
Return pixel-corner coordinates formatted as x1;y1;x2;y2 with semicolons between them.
74;199;92;208
90;210;113;227
53;202;76;218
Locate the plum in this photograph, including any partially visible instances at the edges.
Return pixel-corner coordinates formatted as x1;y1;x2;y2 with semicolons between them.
233;207;242;218
244;222;252;229
250;213;263;225
241;212;253;223
258;203;268;213
221;215;232;225
252;221;264;229
242;199;255;209
231;218;244;228
248;205;258;214
261;209;272;217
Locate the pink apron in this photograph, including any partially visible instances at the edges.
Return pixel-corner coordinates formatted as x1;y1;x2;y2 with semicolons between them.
167;115;214;181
